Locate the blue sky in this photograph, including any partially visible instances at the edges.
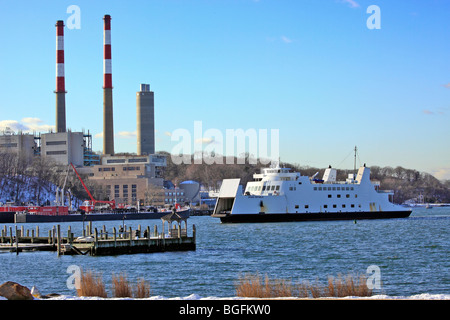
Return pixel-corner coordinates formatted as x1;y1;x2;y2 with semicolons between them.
0;0;449;179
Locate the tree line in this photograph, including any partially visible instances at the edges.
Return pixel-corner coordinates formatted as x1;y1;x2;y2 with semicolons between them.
0;151;104;206
1;150;449;205
159;151;450;204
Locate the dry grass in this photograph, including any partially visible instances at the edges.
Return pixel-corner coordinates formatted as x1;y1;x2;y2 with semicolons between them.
112;272;133;297
77;269;108;298
134;278;151;298
236;273;373;298
235;273;293;298
77;270;151;298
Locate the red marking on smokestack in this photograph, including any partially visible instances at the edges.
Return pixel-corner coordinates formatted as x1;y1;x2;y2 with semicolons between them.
56;20;65;92
55;20;66;133
103;14;114;155
103;14;112;89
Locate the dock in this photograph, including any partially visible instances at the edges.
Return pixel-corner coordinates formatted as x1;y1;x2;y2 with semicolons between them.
0;221;196;256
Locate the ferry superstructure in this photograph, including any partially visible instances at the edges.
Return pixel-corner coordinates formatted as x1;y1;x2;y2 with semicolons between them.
212;164;412;223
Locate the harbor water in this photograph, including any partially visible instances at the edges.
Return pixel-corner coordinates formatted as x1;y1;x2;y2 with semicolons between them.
0;207;448;298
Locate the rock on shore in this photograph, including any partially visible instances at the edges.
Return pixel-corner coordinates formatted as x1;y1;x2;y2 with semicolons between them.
0;281;34;300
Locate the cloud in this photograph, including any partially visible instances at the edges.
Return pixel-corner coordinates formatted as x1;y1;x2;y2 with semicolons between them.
339;0;360;8
0;118;53;133
94;132;103;138
442;83;450;89
164;131;172;137
195;137;215;145
423;108;447;116
281;36;293;44
117;131;136;139
432;167;450;181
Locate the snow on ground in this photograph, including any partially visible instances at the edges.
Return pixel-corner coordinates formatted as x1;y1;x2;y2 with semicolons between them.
43;293;450;300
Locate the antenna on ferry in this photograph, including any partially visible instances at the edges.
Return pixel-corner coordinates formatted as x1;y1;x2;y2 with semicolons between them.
353;146;358;173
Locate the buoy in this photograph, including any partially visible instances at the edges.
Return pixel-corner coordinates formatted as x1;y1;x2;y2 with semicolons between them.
353;220;357;224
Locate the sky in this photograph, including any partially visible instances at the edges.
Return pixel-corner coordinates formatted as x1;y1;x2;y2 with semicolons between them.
0;0;449;179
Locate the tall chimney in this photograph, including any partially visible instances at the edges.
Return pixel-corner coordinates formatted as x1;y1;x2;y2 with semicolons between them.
55;20;66;133
103;14;114;155
137;84;155;155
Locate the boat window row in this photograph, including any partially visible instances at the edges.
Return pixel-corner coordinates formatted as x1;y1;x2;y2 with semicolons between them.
247;184;285;193
295;204;361;209
314;186;354;191
327;194;357;198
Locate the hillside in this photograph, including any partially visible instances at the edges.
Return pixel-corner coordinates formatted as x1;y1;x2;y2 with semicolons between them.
1;150;449;206
159;152;450;205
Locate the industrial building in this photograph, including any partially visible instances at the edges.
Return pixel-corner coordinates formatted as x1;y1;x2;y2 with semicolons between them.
137;84;155;156
0;131;36;161
40;131;84;167
88;154;166;205
0;14;167;207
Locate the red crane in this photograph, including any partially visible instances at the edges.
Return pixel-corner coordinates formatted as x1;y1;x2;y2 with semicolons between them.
70;163;115;213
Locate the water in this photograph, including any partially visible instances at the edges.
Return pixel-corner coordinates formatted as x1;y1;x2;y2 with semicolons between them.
0;207;449;298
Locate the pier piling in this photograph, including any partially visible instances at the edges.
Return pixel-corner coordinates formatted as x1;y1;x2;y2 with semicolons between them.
0;223;196;256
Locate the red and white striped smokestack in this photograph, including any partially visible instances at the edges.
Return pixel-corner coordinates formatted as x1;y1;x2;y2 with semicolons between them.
103;14;112;89
55;20;66;133
103;14;114;155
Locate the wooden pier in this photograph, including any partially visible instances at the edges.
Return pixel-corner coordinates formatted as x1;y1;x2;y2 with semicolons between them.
0;222;196;256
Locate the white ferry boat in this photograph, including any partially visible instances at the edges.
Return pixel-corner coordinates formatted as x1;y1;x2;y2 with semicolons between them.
212;164;412;223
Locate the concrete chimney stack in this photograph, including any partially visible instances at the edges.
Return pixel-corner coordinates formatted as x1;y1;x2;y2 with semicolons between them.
136;83;155;155
103;14;114;155
55;20;66;133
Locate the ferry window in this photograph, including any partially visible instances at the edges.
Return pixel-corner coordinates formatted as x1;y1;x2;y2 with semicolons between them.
295;205;299;209
358;204;361;208
258;186;262;191
351;187;354;190
337;194;341;198
355;194;358;198
289;187;293;191
276;186;280;191
305;205;309;209
337;187;341;191
346;187;349;190
262;186;266;191
333;187;336;190
333;204;337;208
324;205;328;209
346;194;350;198
328;187;332;191
342;204;346;208
314;187;317;191
328;194;332;198
271;186;275;191
351;204;355;208
319;187;322;191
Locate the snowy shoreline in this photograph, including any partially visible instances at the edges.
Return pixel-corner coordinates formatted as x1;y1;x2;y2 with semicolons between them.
29;293;450;300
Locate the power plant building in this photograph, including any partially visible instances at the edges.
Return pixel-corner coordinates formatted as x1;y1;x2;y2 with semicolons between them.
1;15;168;207
40;132;84;167
89;154;166;205
137;84;155;156
0;131;36;161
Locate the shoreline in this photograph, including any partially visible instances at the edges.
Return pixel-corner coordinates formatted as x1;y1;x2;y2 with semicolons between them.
21;293;450;301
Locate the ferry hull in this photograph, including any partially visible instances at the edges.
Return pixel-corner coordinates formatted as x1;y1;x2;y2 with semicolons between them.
215;210;412;223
